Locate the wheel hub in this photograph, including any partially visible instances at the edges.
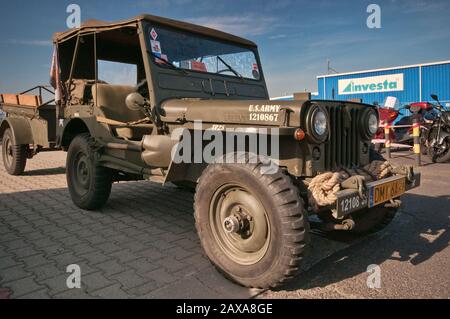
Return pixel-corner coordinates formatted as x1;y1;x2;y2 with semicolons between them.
210;185;270;265
223;208;253;234
223;215;242;234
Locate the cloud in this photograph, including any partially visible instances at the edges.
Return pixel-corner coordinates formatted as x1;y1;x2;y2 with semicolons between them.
268;34;287;40
400;0;450;13
304;33;375;49
186;15;277;37
8;39;52;46
134;0;193;9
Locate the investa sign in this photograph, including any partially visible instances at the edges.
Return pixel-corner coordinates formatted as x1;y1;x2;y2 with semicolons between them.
338;74;404;95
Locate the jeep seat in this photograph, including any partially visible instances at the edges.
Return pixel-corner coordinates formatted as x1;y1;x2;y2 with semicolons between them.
92;84;152;140
92;84;145;123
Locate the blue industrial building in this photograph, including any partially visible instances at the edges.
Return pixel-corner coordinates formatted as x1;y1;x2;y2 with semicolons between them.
272;60;450;108
316;60;450;107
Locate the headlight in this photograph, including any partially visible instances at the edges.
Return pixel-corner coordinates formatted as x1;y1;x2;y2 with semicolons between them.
368;113;378;135
314;110;328;136
306;105;329;143
359;108;379;139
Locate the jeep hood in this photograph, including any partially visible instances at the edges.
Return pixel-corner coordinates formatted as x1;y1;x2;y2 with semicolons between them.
161;99;308;127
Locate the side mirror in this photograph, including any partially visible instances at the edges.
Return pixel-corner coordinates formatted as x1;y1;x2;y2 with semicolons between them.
431;94;439;102
126;92;146;111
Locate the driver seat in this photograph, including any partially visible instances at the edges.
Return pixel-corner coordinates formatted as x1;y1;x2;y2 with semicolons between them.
92;84;152;140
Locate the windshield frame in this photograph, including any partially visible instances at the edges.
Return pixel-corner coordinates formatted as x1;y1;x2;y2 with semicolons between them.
143;22;264;82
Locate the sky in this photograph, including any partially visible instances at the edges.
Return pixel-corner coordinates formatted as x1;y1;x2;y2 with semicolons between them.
0;0;449;97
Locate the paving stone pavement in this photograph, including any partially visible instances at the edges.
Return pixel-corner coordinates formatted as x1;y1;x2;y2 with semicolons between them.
0;146;351;299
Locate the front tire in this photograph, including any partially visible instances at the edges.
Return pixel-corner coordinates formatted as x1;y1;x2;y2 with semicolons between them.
194;155;309;288
66;134;112;210
1;128;27;175
427;128;450;163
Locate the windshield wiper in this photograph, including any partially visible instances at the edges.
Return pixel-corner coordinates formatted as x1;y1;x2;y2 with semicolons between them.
217;56;242;78
150;52;188;75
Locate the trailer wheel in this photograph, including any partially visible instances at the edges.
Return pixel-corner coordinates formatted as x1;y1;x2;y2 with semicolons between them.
194;155;309;288
66;133;112;210
1;128;27;175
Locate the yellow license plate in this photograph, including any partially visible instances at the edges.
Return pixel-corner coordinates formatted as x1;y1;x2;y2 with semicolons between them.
369;178;406;208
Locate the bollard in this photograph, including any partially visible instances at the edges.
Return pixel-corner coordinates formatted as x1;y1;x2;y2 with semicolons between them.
384;125;391;158
412;119;421;166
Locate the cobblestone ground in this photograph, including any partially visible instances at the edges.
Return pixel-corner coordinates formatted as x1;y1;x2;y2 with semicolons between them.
0;146;370;299
0;147;263;299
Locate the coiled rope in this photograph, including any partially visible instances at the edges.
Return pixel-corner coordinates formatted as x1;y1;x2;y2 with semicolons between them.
307;160;393;210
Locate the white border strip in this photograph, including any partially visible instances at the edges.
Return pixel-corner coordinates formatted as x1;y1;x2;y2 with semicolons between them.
317;60;450;79
270;95;294;101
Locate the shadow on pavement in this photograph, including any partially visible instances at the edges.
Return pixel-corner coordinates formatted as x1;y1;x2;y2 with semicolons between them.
23;167;66;176
274;192;449;292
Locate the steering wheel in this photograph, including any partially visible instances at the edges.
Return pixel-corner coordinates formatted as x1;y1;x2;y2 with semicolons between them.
135;79;148;96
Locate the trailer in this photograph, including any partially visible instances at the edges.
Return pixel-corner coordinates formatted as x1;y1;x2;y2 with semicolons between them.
0;86;58;175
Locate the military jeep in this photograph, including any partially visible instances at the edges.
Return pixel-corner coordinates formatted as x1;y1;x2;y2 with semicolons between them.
0;14;420;288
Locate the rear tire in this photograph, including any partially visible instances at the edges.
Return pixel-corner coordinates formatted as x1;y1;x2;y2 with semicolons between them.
194;154;309;288
1;128;27;175
66;133;112;210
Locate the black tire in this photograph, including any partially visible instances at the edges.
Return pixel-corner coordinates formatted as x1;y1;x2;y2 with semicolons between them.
427;129;450;163
318;206;398;235
194;155;309;288
66;133;112;210
350;206;398;234
1;128;27;175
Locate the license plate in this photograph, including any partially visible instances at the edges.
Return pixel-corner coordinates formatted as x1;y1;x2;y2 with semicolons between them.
368;177;406;208
337;190;368;216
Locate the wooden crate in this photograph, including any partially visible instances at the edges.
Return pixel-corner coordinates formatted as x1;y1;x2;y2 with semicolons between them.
0;94;42;107
1;94;19;105
18;95;42;107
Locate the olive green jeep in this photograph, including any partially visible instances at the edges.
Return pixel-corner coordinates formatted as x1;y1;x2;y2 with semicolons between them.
0;14;420;288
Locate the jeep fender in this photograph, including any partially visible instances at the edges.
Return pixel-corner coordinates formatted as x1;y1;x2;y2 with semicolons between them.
59;118;91;150
0;117;34;145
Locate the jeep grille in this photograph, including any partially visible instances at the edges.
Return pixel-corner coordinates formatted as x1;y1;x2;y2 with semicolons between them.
323;105;364;171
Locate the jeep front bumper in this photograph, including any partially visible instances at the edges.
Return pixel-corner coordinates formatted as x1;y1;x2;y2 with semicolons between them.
333;173;421;218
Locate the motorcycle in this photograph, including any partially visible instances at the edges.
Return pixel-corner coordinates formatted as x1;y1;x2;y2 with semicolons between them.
424;94;450;163
373;102;432;152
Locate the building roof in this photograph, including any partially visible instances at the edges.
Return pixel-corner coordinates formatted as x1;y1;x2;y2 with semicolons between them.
53;14;257;47
317;60;450;79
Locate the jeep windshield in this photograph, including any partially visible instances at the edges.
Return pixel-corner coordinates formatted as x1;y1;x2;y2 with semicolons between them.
145;24;261;81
